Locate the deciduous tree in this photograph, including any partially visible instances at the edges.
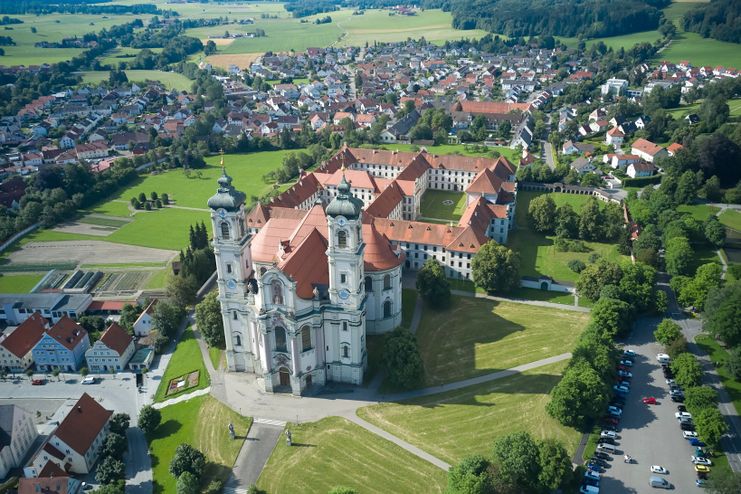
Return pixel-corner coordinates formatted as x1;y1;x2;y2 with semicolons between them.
547;361;608;429
671;353;703;388
694;407;728;449
170;444;206;479
447;455;495;494
704;282;741;347
471;242;520;293
138;405;161;435
591;297;633;338
96;457;125;485
654;319;682;346
416;259;451;308
491;431;541;492
195;291;225;348
665;236;694;276
575;259;623;301
383;328;424;390
528;194;557;233
537;439;573;492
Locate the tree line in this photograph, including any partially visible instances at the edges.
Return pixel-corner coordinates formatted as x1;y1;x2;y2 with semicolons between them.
0;1;160;15
683;0;741;43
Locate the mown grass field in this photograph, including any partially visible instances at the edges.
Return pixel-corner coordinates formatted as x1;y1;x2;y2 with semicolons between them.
372;143;520;164
719;210;741;231
416;296;589;385
659;31;741;68
357;360;579;465
0;273;44;293
79;70;193;91
677;204;720;221
98;46;163;68
256;416;446;494
420;190;467;222
154;328;209;403
148;395;251;494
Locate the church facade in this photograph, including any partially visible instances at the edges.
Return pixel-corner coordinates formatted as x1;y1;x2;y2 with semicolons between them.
208;147;517;395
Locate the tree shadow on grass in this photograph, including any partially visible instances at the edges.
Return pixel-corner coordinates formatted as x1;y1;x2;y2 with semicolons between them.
203;463;234;488
150;419;182;441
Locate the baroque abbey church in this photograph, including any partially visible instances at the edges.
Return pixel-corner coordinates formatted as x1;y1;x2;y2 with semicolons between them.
208;146;517;395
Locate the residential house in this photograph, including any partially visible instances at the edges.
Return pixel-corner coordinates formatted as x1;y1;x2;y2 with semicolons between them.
562;140;595;155
127;347;154;372
600;78;628;96
667;142;684;156
74;142;108;160
627;161;656;178
18;473;81;494
84;323;135;373
132;300;157;337
0;312;48;372
25;393;112;476
0;405;39;479
31;317;90;372
570;156;596;174
605;127;625;148
610;154;641;170
631;138;668;163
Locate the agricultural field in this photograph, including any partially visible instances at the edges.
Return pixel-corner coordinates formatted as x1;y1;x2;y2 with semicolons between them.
416;296;589;385
98;46;162;68
659;31;741;68
257;416;447;494
357;360;579;465
79;70;194;91
420;190;467;222
148;395;252;494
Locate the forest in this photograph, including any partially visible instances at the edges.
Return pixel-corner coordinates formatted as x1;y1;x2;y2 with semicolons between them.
683;0;741;44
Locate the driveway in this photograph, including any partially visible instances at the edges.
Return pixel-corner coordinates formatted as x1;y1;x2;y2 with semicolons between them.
598;316;702;493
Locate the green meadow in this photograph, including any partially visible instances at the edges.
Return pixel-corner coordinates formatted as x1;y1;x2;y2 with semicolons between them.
79;70;193;91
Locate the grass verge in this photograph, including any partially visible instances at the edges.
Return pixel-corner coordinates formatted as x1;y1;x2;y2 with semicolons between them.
154;328;209;403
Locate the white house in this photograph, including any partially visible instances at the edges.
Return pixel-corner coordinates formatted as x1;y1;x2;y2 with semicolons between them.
25;393;112;476
0;405;39;479
627;161;656;178
600;78;628;96
85;322;135;373
0;312;47;372
132;300;157;337
631;138;668;163
570;156;596;174
605;127;625;148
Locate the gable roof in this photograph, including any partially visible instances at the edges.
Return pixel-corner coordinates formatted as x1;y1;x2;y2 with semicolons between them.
277;228;329;299
47;317;87;351
362;216;403;271
0;312;47;358
466;168;503;195
98;322;132;356
631;138;664;156
54;393;112;456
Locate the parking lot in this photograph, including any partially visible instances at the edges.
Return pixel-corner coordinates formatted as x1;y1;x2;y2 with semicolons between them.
598;316;706;493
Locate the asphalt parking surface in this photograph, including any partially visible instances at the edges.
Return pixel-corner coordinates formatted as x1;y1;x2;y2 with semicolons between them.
598;316;704;493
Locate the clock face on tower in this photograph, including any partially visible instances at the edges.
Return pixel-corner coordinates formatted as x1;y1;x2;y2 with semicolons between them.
338;288;350;300
226;279;237;290
337;217;347;227
218;208;227;219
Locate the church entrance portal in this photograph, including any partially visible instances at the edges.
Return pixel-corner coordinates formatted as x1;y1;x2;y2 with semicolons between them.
278;368;290;387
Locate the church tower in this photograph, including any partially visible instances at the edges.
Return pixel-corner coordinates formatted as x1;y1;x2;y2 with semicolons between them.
324;166;367;384
207;159;254;372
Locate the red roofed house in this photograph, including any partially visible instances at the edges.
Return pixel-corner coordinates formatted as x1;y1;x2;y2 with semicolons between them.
606;127;625;148
26;393;112;476
667;142;684;157
205;145;518;395
31;317;90;372
18;474;81;494
84;322;135;373
133;300;157;337
0;312;48;372
631;138;668;163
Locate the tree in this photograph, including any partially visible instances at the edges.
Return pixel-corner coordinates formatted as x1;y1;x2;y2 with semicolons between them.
703;175;722;201
578;197;604;241
167;273;199;306
671;353;703;388
471;242;520;293
694;407;728;449
554;204;579;238
383;328;424;390
52;367;61;381
704;282;741;347
96;481;125;494
547;361;609;429
80;367;89;378
96;456;125;484
677;262;722;310
491;431;541;492
618;262;657;314
665;236;694;276
704;217;726;247
675;170;698;204
138;405;161;435
528;195;557;233
109;413;130;435
101;432;127;459
684;386;718;413
447;455;495;494
120;303;143;331
575;259;623;301
591;297;633;338
571;329;616;382
195;291;225;348
416;259;451;308
654;319;682;346
152;299;185;338
666;335;688;358
170;444;206;479
726;347;741;379
176;472;200;494
537;438;573;492
138;192;147;203
204;40;217;56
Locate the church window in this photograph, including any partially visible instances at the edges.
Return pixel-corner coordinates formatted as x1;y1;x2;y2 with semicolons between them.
235;334;242;347
233;311;238;320
260;267;267;276
337;230;347;248
341;273;347;284
364;276;372;292
274;327;287;352
342;345;350;358
220;222;230;239
226;263;232;274
271;280;283;305
301;326;312;352
383;300;392;318
383;274;391;290
342;321;348;332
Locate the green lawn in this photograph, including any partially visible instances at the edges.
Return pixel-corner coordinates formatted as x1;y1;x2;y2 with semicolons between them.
659;31;741;68
516;191;596;226
401;288;418;328
719;210;741;231
208;347;223;370
689;243;721;275
371;143;519;163
144;269;170;290
256;416;446;494
104;208;210;251
695;335;741;416
506;287;577;306
416;296;589;385
0;274;44;294
148;395;251;494
419;190;467;222
77;215;131;228
154;328;209;403
79;70;194;91
559;30;662;51
357;360;579;465
98;46;163;68
677;204;720;222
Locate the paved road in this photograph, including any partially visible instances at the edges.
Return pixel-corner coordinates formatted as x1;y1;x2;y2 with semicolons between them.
125;428;152;494
543;140;556;170
225;419;284;491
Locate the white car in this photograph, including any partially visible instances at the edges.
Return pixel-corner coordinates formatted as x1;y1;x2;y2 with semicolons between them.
665;378;675;385
650;465;668;474
683;431;698;439
623;349;637;358
691;456;712;466
657;353;670;363
81;376;97;385
675;411;692;420
600;430;618;440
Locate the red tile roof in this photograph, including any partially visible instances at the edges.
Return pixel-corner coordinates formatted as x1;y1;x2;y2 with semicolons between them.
365;182;404;218
362;216;403;271
451;100;531;115
631;138;664;156
19;476;74;494
98;322;132;356
277;228;329;299
0;312;47;358
54;393;112;456
48;317;87;351
466;168;503;195
87;300;129;312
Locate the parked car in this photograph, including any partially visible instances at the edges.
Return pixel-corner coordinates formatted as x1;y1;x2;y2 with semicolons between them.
617;365;631;372
683;431;699;439
676;411;693;420
607;406;622;417
671;394;685;403
650;465;668;474
599;437;616;445
642;397;657;405
603;416;619;426
689;438;707;447
600;430;618;440
666;378;676;385
617;370;633;379
623;349;637;359
649;475;671;489
594;451;611;461
696;478;707;487
657;353;671;363
619;359;633;367
590;457;609;468
695;465;711;473
681;422;696;432
579;485;599;494
584;469;600;481
31;379;45;385
677;405;687;413
691;456;712;466
81;376;97;385
613;385;629;395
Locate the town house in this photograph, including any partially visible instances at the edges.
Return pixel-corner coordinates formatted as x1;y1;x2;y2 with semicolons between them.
0;312;47;372
0;405;39;479
85;322;135;373
31;317;90;372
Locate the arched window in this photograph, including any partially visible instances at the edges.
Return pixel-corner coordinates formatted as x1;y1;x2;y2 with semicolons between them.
271;280;283;305
364;276;372;292
383;274;391;290
383;300;392;318
342;344;350;359
274;326;287;352
220;221;230;239
337;230;347;248
234;334;242;347
300;326;312;352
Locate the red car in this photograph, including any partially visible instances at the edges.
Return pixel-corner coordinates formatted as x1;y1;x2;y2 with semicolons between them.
642;397;657;405
31;379;45;385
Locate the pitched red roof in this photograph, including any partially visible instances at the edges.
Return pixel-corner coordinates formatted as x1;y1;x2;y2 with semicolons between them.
631;138;664;156
362;216;403;271
98;322;132;356
19;476;74;494
54;393;112;456
0;312;47;358
451;100;531;115
277;228;329;299
365;181;404;218
48;317;87;351
466;168;503;195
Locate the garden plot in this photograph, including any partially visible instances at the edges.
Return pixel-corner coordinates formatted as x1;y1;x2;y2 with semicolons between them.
92;271;153;295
